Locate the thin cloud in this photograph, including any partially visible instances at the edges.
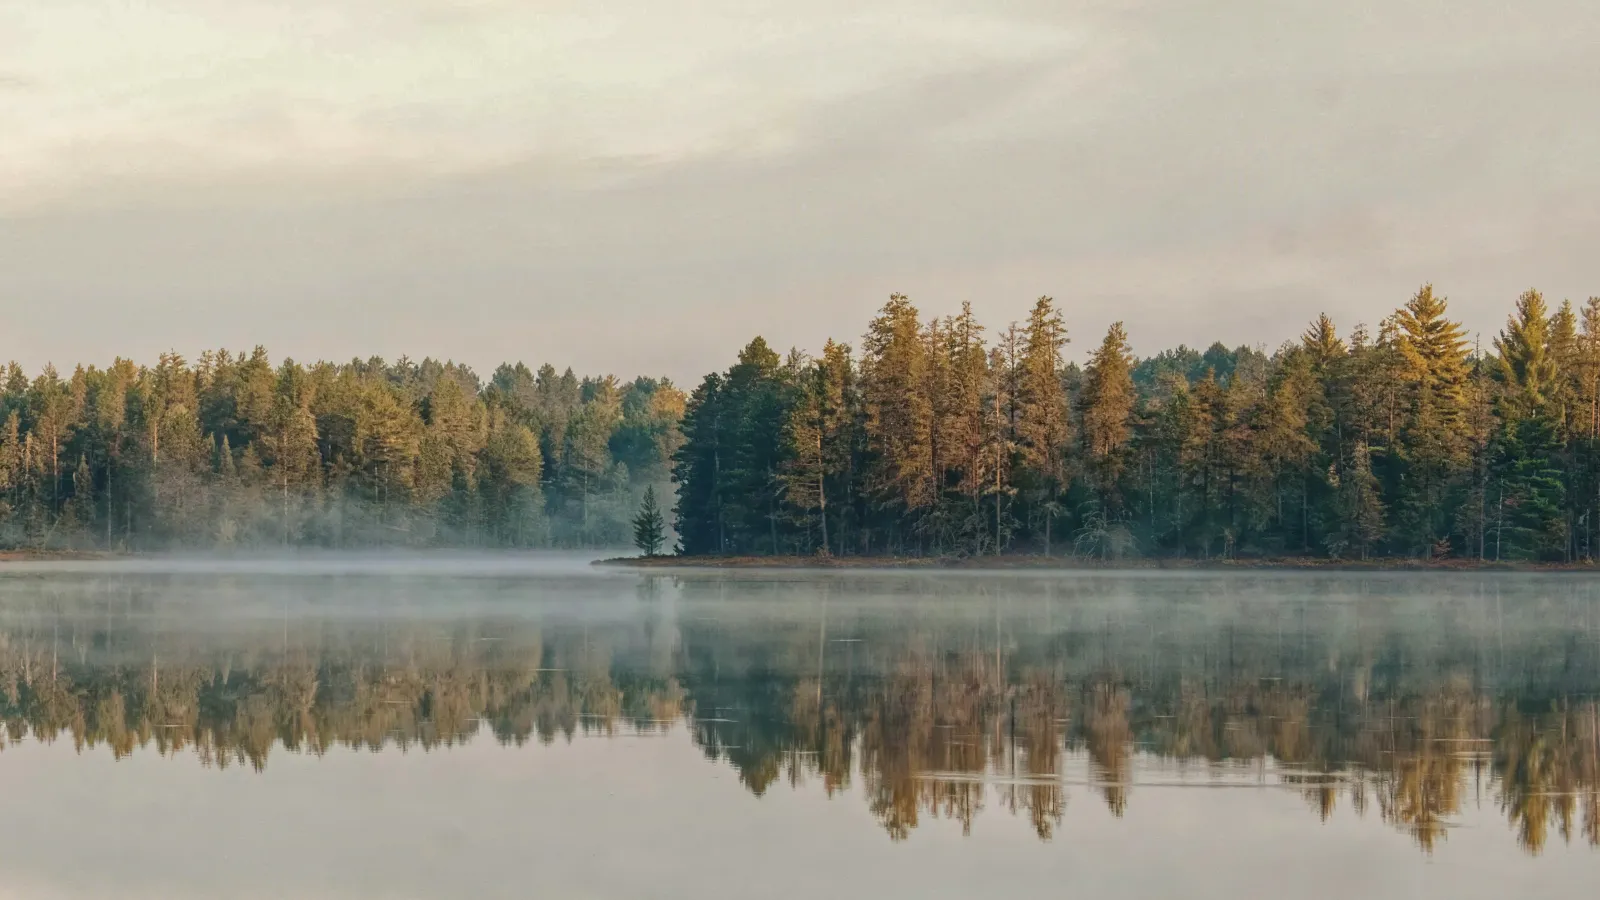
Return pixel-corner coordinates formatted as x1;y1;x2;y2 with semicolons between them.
0;1;1597;379
0;1;1085;209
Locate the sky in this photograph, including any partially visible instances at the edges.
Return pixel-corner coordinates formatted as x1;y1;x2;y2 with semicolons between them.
2;0;1598;383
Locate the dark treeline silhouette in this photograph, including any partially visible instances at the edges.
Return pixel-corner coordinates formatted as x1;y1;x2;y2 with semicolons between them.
0;351;683;549
674;286;1600;561
3;572;1597;853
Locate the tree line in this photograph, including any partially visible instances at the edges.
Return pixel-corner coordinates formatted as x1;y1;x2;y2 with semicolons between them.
673;286;1600;561
0;350;684;549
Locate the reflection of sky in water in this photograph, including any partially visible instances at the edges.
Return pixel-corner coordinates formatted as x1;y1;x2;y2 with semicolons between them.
0;562;1597;898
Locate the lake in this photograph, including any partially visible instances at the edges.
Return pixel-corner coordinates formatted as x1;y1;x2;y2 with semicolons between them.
1;558;1597;898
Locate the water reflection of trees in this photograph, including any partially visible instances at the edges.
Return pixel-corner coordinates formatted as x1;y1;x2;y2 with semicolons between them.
1;573;1598;855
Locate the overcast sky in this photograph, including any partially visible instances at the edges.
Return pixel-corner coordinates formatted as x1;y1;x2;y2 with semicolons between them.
2;1;1597;382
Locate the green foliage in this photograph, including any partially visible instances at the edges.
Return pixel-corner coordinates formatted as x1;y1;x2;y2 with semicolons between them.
1080;322;1136;512
0;352;682;550
12;281;1600;563
672;284;1600;562
632;485;666;556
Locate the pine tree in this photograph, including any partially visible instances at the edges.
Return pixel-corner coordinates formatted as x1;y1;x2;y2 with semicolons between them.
27;366;79;529
1179;371;1225;555
1389;284;1472;554
981;334;1022;554
1496;289;1558;413
261;389;321;546
0;411;16;543
1252;351;1318;551
672;373;729;555
1080;322;1136;514
1493;415;1567;561
66;453;95;537
818;339;860;554
1574;298;1600;558
479;411;544;546
1302;314;1347;370
1333;441;1385;559
860;295;934;547
1013;297;1069;550
938;305;988;553
780;358;830;553
1579;298;1600;439
1545;299;1582;560
1547;300;1581;424
725;338;790;554
1489;289;1567;558
632;485;665;557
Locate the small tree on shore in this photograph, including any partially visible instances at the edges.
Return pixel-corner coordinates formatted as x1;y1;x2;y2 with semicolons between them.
632;486;666;556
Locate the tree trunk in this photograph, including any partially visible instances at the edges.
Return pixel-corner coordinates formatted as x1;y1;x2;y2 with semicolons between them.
1495;485;1504;562
105;454;113;548
817;456;829;556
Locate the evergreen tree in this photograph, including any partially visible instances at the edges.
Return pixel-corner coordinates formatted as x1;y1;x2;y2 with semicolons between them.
724;338;790;554
1496;289;1559;413
1492;415;1567;561
632;485;666;557
1391;284;1471;555
1079;322;1136;514
780;357;830;553
673;373;729;555
817;340;861;554
941;306;989;553
479;411;544;546
1302;314;1347;369
860;295;934;549
9;280;1600;562
66;453;95;536
1333;441;1385;559
1013;297;1069;550
1251;350;1318;551
561;385;623;547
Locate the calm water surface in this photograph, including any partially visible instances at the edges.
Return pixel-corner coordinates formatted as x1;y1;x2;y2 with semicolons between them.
2;558;1598;898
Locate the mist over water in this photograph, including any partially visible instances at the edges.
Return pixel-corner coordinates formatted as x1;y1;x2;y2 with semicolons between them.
1;557;1597;898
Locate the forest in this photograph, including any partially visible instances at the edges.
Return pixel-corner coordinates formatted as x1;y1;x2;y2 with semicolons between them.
674;286;1600;562
6;283;1600;562
0;352;683;549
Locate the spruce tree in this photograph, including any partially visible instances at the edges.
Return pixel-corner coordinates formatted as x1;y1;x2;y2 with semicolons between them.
632;485;665;557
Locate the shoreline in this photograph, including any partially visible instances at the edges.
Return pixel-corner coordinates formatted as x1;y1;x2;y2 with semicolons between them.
595;554;1600;573
0;550;117;562
5;549;1595;574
